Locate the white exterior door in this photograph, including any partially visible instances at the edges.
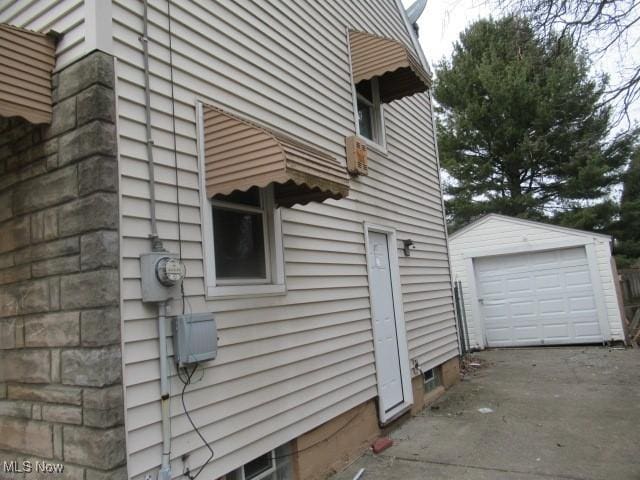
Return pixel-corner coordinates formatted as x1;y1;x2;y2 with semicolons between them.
368;231;404;414
475;246;603;347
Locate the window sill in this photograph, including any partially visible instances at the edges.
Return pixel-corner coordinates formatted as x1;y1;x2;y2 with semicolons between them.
356;134;388;157
206;283;287;299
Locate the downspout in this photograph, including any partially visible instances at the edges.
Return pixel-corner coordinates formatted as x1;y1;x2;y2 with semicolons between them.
139;1;172;479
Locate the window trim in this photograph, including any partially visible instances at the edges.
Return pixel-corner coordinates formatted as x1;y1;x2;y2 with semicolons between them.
196;102;286;299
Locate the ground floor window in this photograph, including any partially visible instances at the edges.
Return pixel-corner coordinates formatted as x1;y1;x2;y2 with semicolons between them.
211;187;270;283
202;183;286;298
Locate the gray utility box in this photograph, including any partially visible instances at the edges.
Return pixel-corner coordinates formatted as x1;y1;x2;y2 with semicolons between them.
172;313;217;369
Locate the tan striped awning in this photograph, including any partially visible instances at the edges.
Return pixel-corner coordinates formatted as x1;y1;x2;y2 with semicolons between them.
203;105;350;208
0;24;56;124
349;30;431;103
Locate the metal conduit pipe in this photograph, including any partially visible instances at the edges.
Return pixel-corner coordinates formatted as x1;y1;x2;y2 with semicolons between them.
140;1;172;478
140;0;162;252
158;301;172;480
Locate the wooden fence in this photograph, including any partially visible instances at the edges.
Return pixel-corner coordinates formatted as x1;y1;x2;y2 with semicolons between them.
620;269;640;303
618;268;640;345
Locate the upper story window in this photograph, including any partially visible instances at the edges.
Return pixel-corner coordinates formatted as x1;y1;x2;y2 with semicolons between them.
348;29;432;146
356;78;383;144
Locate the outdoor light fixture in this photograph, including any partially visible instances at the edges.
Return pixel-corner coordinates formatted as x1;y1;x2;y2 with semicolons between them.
403;239;415;256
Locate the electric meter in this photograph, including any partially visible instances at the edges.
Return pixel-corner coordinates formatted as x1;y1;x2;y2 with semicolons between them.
156;256;184;286
140;252;184;302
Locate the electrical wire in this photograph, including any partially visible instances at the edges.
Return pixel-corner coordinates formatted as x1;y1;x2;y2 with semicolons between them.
270;404;368;461
167;7;208;476
180;364;215;480
166;0;365;472
166;0;187;315
177;361;366;472
180;265;193;317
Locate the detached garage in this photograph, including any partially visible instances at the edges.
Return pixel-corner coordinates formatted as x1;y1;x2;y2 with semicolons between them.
449;214;625;349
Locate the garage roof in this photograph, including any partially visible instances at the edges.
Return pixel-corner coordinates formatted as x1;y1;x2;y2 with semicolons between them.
449;214;612;241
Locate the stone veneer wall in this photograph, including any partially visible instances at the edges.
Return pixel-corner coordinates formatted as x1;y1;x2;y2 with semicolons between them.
0;51;127;479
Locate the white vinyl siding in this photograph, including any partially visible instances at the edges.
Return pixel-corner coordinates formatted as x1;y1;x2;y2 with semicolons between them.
449;216;625;349
0;0;88;70
594;240;624;337
113;1;456;478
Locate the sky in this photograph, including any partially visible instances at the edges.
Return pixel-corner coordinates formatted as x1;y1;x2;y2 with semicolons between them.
404;0;640;125
409;0;491;67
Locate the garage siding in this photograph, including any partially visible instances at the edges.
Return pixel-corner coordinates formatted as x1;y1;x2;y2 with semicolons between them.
114;1;457;478
595;241;624;338
449;215;624;349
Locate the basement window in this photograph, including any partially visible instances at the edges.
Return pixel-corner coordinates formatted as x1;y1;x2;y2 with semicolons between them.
424;368;442;392
243;451;274;480
227;445;292;480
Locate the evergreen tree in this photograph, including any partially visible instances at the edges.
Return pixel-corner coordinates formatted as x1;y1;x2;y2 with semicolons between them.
553;200;619;234
434;16;636;231
615;149;640;266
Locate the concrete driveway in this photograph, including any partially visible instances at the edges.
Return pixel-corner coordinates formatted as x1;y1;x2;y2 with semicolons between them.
332;347;640;480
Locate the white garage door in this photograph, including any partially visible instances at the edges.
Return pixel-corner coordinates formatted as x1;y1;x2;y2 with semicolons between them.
475;247;603;347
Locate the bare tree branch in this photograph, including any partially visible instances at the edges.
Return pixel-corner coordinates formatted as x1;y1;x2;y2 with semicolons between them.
497;0;640;126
